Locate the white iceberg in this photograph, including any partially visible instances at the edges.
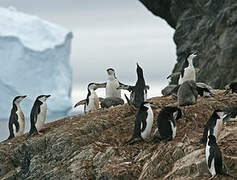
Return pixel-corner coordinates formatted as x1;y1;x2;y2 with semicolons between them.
0;7;73;119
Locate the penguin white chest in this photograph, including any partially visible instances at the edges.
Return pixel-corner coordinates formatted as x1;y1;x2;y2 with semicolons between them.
141;107;154;139
14;109;25;136
182;66;196;83
85;92;99;112
35;103;47;131
106;80;121;98
170;121;176;139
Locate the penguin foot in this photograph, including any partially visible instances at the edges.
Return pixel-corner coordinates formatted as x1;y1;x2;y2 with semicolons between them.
209;175;217;180
38;131;43;135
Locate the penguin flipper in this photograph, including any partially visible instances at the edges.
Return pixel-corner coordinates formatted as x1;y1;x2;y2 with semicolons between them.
124;94;131;106
167;72;181;79
208;147;215;169
74;99;86;108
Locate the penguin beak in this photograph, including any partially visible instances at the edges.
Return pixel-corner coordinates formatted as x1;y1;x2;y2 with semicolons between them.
22;95;27;99
45;95;51;98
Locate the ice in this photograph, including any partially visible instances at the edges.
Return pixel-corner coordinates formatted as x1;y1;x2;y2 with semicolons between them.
0;7;73;119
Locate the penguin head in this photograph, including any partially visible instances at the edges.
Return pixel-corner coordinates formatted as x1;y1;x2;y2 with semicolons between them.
37;95;51;102
13;95;27;104
140;101;152;110
136;63;144;79
88;83;102;91
214;109;227;119
208;135;217;146
187;52;197;65
106;68;115;75
173;107;182;121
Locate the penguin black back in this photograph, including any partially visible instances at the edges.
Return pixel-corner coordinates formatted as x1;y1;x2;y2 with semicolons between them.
30;95;50;134
157;106;182;140
8;98;19;139
130;63;146;108
30;96;43;134
8;96;26;139
200;109;224;144
126;102;153;144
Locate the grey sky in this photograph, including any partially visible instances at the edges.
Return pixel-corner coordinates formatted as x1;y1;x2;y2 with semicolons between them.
0;0;176;103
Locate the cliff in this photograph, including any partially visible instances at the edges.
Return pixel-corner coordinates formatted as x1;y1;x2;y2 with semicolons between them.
139;0;237;88
0;91;236;179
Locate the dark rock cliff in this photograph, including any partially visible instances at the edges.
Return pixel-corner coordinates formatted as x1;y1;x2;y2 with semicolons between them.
140;0;237;88
0;91;237;179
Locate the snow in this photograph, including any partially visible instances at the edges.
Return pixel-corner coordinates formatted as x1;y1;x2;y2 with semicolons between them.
0;7;73;119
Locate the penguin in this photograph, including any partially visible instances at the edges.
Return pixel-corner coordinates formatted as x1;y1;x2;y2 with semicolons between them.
126;101;154;144
119;63;149;108
8;95;27;139
167;52;198;84
180;52;197;84
29;95;50;135
196;85;214;97
224;82;237;95
206;135;233;178
200;109;227;144
177;80;198;106
74;83;103;113
155;106;182;141
100;97;124;108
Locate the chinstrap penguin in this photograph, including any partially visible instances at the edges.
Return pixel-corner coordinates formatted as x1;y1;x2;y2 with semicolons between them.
74;83;103;113
119;63;149;108
206;135;233;178
155;106;182;141
126;101;154;144
29;95;50;135
177;80;198;106
8;95;27;139
200;109;226;144
96;68;125;98
167;52;199;84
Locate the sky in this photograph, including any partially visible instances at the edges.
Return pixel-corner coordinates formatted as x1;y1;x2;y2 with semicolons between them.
0;0;176;105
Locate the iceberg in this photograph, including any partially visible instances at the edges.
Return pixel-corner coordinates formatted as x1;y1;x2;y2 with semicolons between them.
0;7;73;119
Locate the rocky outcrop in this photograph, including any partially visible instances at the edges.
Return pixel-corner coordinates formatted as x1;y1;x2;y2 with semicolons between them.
0;91;237;179
140;0;237;88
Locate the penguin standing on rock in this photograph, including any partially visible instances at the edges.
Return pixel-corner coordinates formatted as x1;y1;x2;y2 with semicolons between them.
119;63;149;108
154;106;182;141
167;52;198;84
8;95;27;139
74;83;104;113
125;102;154;144
206;135;234;178
29;95;50;135
177;80;198;106
200;109;227;144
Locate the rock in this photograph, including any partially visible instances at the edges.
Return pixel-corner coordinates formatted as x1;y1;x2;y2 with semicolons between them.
161;84;178;96
0;91;236;179
100;97;124;108
139;0;237;89
0;7;73;118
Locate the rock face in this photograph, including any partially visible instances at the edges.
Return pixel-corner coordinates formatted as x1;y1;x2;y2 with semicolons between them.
0;91;236;179
0;7;73;119
140;0;237;89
